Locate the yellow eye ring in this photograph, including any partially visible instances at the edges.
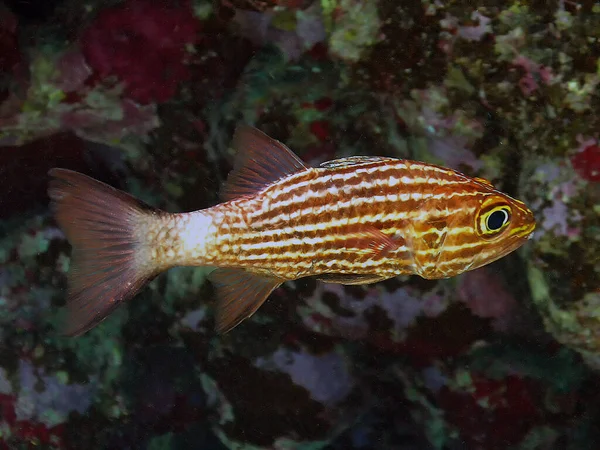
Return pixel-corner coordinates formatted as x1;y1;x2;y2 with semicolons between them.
477;205;512;237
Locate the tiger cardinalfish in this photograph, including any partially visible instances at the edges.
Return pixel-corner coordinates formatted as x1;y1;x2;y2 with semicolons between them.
48;126;536;336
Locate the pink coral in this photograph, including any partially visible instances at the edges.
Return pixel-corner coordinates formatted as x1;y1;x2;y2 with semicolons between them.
54;50;93;93
512;55;554;96
81;0;200;104
457;268;517;330
438;11;491;55
457;11;491;41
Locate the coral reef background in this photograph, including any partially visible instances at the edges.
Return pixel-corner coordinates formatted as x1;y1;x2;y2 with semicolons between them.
1;0;600;448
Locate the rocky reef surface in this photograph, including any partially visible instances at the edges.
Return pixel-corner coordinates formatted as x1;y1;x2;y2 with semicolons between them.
1;0;600;448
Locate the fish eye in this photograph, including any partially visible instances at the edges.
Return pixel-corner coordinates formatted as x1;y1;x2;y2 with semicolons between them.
476;204;512;238
487;209;509;231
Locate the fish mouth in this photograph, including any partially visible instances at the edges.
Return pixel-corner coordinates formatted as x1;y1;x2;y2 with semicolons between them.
517;221;536;239
516;205;537;238
497;221;536;257
521;220;537;239
479;221;535;268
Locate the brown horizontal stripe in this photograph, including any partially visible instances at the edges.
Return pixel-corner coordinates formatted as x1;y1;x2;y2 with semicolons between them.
254;162;474;224
175;157;532;281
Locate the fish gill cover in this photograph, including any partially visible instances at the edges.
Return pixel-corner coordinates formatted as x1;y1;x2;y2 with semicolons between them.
0;0;600;449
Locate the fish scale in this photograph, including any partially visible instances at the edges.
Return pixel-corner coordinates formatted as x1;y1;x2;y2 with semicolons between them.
204;162;482;274
48;125;536;336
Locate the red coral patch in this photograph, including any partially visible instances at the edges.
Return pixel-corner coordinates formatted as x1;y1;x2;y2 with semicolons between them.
81;0;200;104
571;144;600;182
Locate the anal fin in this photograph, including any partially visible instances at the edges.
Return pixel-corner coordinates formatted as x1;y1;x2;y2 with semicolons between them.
209;268;284;333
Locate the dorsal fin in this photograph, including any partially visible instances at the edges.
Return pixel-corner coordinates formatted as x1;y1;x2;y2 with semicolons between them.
221;125;310;201
319;156;396;170
473;176;494;188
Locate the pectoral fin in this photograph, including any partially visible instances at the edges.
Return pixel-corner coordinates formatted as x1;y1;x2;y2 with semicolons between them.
209;268;284;333
343;226;402;257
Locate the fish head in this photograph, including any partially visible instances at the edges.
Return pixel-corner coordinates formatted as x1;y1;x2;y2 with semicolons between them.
411;186;536;279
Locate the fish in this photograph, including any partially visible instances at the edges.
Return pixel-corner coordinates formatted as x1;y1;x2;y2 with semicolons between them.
48;125;536;336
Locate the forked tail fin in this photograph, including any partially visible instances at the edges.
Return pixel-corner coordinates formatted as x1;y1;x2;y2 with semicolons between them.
48;169;161;336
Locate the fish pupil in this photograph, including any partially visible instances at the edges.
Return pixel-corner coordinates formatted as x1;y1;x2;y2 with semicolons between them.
487;209;508;231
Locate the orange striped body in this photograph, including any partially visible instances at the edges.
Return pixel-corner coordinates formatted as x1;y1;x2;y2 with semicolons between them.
156;156;535;282
49;125;536;336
